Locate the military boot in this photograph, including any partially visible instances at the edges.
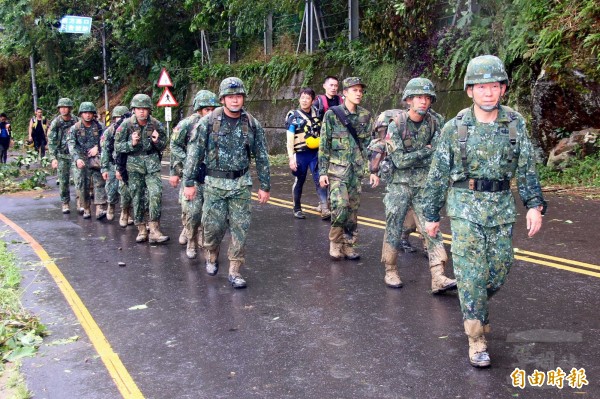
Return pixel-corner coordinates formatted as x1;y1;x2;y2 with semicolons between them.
464;319;491;368
342;244;360;260
329;242;343;261
96;204;107;220
106;204;115;221
228;260;247;289
77;197;84;215
430;262;457;294
119;208;129;228
399;229;416;253
62;202;70;214
320;202;331;220
329;227;344;260
382;241;402;288
205;247;219;276
135;224;148;243
186;229;197;259
148;221;170;244
83;206;91;219
178;227;188;245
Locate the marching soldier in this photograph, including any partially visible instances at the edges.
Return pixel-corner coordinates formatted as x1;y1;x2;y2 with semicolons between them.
423;55;546;367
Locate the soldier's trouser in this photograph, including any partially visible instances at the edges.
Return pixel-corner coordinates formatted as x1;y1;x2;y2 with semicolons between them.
450;218;514;325
105;166;119;204
329;173;361;243
78;166;107;207
57;157;72;203
129;171;162;224
383;183;446;264
202;184;251;263
292;150;327;211
181;183;204;236
118;180;132;209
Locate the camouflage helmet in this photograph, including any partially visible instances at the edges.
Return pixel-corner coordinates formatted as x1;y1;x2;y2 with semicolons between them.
111;105;130;118
402;78;437;103
78;102;97;114
464;55;509;90
56;98;74;108
193;90;220;111
130;93;153;109
342;77;366;90
219;77;246;98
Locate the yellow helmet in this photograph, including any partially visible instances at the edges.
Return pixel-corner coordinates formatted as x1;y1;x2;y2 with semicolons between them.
305;136;320;149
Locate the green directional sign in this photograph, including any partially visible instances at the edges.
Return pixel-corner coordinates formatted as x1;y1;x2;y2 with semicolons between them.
58;16;92;34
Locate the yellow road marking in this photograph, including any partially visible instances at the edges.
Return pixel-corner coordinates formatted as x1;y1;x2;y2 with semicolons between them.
251;193;600;278
0;213;144;399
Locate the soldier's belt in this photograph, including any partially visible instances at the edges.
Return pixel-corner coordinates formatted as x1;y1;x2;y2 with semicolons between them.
206;167;248;179
453;178;510;192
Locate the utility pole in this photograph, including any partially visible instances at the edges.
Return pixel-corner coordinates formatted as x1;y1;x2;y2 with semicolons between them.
30;55;38;112
348;0;359;42
101;18;109;124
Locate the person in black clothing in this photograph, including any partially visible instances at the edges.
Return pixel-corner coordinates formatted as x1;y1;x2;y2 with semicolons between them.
312;76;343;120
0;113;12;163
28;108;48;158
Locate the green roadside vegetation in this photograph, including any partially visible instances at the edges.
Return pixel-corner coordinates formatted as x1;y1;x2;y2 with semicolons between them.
0;237;46;398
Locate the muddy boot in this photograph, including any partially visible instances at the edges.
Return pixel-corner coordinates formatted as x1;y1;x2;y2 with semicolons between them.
205;247;219;276
127;214;134;225
106;204;115;221
329;227;344;260
96;204;107;220
135;224;148;243
464;319;491;368
148;221;170;244
320;202;331;220
82;206;91;219
178;227;188;245
62;202;70;214
119;208;129;228
342;244;360;260
430;263;457;294
186;229;197;259
228;260;247;289
382;241;402;288
329;242;343;261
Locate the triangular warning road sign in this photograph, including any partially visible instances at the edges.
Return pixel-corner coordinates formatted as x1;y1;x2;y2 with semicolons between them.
157;68;173;87
157;87;179;107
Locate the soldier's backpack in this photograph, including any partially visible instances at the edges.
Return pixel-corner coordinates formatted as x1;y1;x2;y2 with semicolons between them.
456;105;518;176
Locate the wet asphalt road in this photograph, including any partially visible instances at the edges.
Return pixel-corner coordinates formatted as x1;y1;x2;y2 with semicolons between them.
1;165;599;399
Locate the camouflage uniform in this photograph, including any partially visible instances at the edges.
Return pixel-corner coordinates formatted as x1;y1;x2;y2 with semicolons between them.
48;113;79;205
183;102;270;283
171;113;204;252
67;119;107;215
100;123;119;206
422;54;546;369
318;96;372;259
114;115;167;225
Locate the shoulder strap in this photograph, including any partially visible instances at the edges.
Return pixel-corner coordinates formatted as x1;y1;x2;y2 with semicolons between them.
501;105;519;163
456;108;471;177
318;95;329;113
330;105;362;152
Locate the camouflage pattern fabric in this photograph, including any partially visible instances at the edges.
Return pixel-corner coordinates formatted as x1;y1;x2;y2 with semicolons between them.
115;115;167;223
67;121;107;207
451;218;513;324
48;115;78;203
183;107;270;263
171;113;204;236
118;180;133;210
423;105;545;323
385;110;443;187
318;103;372;244
101;124;118;204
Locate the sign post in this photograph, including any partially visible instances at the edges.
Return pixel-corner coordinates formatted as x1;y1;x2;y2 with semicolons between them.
156;69;177;139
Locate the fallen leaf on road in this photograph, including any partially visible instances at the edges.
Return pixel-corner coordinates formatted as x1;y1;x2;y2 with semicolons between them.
128;304;148;310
